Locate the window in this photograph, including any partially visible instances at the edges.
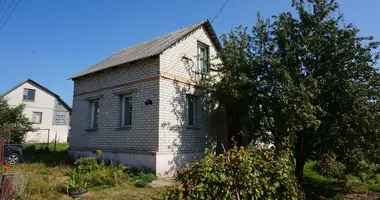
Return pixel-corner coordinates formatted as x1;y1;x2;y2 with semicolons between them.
121;95;132;127
55;114;66;125
187;96;196;127
197;42;209;72
32;112;42;124
23;89;35;101
90;100;99;128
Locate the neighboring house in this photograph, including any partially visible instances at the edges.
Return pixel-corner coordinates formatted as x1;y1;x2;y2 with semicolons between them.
68;20;228;176
2;79;71;143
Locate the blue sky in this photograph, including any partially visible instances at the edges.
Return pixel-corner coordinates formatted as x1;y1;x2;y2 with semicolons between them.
0;0;379;105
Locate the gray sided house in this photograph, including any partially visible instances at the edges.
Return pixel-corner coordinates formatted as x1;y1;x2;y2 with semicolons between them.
68;20;228;176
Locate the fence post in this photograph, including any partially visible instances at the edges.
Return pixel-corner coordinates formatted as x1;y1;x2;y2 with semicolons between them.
47;129;50;149
54;132;57;152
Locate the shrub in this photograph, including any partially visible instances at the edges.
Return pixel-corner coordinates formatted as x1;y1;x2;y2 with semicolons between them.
68;169;87;192
315;154;346;179
341;149;370;175
74;157;105;173
166;146;304;200
84;165;127;187
131;172;156;187
73;158;129;187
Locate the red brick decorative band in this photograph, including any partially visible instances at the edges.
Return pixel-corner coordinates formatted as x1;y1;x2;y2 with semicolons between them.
73;73;200;97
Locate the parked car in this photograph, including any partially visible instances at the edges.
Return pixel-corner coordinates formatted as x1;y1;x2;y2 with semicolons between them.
4;145;22;164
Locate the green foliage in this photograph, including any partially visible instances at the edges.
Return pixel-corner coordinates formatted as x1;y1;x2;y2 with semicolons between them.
74;157;105;173
0;97;32;144
341;149;371;175
131;172;156;188
166;146;304;200
73;157;129;187
203;0;380;180
315;154;346;179
84;165;127;187
68;168;87;192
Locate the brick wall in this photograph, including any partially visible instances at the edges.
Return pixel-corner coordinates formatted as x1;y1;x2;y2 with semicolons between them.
70;57;160;153
158;26;221;154
70;25;223;158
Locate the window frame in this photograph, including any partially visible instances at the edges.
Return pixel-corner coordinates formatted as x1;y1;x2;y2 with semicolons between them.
186;96;196;127
197;42;210;73
23;88;36;101
32;112;43;124
121;94;133;128
90;100;99;129
54;114;66;125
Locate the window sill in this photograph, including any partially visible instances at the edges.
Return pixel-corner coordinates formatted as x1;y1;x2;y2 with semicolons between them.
23;100;35;102
116;126;131;131
186;126;201;130
85;128;98;132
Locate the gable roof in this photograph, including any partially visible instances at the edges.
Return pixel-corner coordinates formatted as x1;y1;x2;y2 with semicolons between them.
70;19;222;80
1;79;72;112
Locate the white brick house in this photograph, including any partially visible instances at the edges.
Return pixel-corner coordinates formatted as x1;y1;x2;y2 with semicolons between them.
68;20;228;176
2;79;71;143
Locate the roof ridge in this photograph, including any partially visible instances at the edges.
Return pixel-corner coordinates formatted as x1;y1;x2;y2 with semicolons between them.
1;79;72;112
70;19;217;79
119;19;208;52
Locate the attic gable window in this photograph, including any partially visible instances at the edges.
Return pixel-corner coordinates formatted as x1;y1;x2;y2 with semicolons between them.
23;89;35;101
197;42;209;73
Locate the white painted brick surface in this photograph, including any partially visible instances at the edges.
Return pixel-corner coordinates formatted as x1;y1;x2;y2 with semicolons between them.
158;26;221;154
70;25;223;174
70;58;160;152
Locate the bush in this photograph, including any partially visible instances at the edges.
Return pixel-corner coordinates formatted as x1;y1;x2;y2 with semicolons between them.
315;154;346;179
84;164;127;187
73;157;129;187
341;149;370;175
74;157;104;173
131;172;156;187
68;169;87;192
166;146;304;200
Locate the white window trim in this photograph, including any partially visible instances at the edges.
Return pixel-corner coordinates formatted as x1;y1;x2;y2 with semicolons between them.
54;114;66;125
121;94;132;127
23;88;36;101
90;100;99;129
197;42;209;73
186;96;196;127
32;112;42;124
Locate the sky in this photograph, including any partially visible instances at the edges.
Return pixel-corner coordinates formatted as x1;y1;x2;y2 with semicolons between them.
0;0;379;106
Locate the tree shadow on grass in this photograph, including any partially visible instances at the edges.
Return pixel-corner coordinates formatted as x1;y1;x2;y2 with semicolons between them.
21;145;69;166
302;177;346;200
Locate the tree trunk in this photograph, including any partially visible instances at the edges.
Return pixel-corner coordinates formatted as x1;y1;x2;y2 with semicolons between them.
295;135;305;182
295;153;305;181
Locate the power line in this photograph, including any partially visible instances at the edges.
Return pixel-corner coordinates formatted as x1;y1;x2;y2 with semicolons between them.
0;0;14;24
0;0;8;14
211;0;229;23
182;0;230;58
0;0;20;31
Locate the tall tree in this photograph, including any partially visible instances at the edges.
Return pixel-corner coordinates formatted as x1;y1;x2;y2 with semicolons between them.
0;97;32;143
204;0;380;180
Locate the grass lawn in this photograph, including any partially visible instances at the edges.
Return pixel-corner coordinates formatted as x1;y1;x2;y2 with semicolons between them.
5;144;165;200
303;161;380;200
